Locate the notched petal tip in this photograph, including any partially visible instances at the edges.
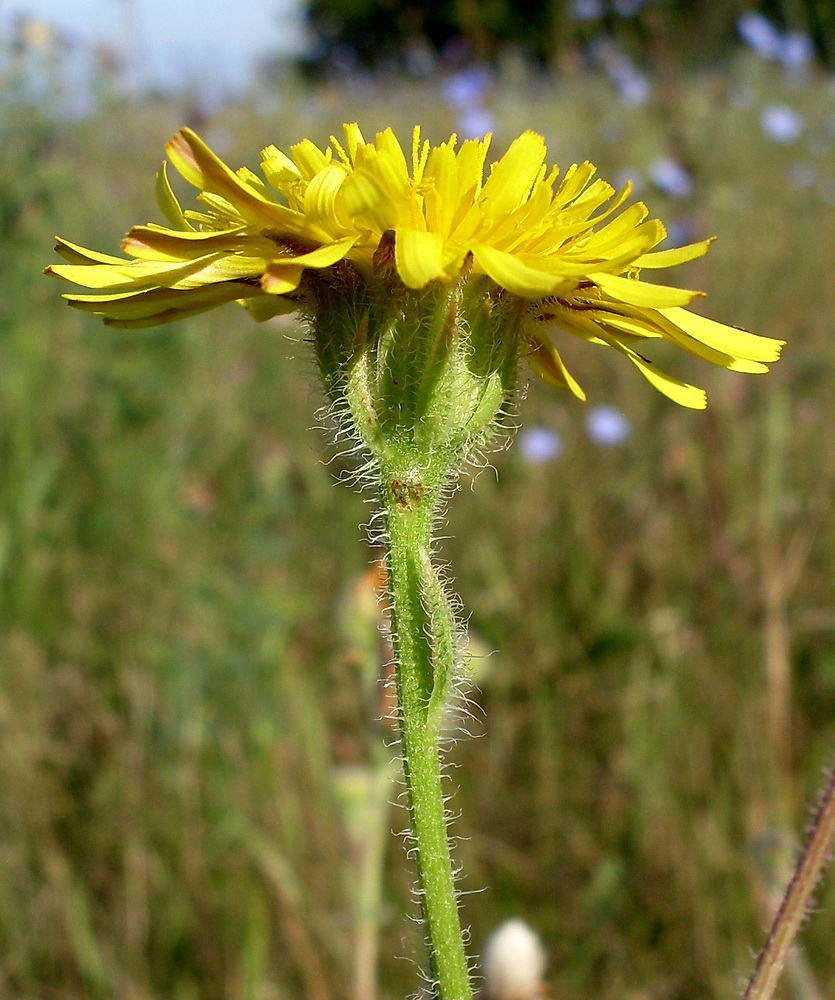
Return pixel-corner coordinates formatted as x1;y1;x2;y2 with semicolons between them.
661;306;785;363
165;129;200;185
634;237;715;269
615;339;708;408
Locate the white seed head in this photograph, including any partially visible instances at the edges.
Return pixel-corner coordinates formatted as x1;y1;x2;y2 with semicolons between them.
480;919;547;1000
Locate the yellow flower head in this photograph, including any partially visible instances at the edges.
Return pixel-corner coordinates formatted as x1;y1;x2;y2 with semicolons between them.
46;123;782;409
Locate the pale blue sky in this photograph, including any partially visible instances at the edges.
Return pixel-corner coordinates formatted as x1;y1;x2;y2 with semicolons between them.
2;0;307;94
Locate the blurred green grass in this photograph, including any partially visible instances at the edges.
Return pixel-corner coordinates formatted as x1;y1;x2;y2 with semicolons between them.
3;53;835;1000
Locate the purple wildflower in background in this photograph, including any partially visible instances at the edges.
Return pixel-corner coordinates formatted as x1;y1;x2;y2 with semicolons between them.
570;0;604;20
650;157;694;199
442;65;494;139
592;39;651;106
613;0;644;15
778;31;814;71
442;65;493;108
738;11;782;59
617;71;651;106
761;105;804;143
519;426;563;464
738;12;815;74
586;406;632;447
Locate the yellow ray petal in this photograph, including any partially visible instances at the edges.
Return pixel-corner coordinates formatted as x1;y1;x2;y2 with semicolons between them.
64;282;259;327
261;263;304;294
236;166;276;203
50;237;130;266
260;144;301;188
48;258;204;290
104;300;232;328
455;136;491;196
374;128;410;182
581;202;651;251
166;128;287;227
577;178;626;223
590;271;701;308
241;294;298;322
473;245;563;298
480;131;547;216
289;236;360;266
289;138;331;180
524;329;586;399
553;161;597;207
304;163;350;233
50;250;269;292
600;310;769;373
340;170;399;232
423;141;460;237
395;230;447;288
659;306;784;362
155;162;193;231
633;238;714;268
123;225;251;260
341;123;366;161
601;333;707;408
65;282;257;319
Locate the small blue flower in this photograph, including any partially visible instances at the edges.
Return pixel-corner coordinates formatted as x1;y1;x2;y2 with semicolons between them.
613;0;644;16
650;157;694;199
760;105;804;144
570;0;604;20
592;40;650;106
778;31;814;71
442;66;493;108
738;11;782;59
586;406;632;447
617;72;651;106
519;426;563;464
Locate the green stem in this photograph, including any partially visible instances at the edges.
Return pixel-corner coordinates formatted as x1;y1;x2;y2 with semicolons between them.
743;765;835;1000
383;471;472;1000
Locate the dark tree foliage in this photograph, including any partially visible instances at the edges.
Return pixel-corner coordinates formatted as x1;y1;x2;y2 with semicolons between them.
300;0;833;76
302;0;553;71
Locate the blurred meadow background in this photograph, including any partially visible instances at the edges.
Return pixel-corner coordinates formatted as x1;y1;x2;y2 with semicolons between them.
3;1;835;998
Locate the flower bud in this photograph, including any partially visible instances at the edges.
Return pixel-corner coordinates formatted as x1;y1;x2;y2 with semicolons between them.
480;919;547;1000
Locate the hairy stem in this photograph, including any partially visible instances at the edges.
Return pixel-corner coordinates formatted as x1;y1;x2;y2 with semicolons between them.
743;765;835;1000
383;472;472;1000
